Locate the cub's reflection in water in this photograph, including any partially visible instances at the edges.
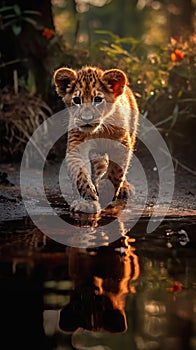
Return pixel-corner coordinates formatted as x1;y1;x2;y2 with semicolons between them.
54;198;140;247
58;215;140;333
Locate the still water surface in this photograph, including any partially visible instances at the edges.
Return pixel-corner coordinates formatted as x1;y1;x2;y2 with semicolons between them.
0;215;195;350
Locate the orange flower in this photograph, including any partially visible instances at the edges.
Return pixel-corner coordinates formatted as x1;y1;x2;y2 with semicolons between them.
171;52;177;62
42;28;55;40
167;281;182;293
170;49;185;62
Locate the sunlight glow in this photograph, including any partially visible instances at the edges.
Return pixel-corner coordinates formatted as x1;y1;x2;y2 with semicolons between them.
137;0;162;11
75;0;109;13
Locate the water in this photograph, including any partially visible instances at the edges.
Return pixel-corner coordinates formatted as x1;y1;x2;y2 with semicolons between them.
0;214;195;350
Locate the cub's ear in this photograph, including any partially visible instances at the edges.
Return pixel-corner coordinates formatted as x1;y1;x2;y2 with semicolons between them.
53;67;77;97
102;69;127;97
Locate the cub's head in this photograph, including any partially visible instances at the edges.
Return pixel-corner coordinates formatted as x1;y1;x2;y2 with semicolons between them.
53;66;128;133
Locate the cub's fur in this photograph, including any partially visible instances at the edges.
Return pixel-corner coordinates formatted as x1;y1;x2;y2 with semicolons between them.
54;66;139;213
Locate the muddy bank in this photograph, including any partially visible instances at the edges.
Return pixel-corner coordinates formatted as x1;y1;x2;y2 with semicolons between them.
0;153;195;222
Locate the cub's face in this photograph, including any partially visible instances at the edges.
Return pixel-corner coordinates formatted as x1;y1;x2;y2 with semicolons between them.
53;66;127;133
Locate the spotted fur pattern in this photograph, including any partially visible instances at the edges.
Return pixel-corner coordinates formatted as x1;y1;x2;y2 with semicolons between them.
54;66;139;213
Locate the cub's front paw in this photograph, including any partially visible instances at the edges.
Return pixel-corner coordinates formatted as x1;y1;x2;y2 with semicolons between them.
70;199;101;214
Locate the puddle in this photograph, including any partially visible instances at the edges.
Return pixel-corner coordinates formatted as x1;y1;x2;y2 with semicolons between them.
0;214;195;350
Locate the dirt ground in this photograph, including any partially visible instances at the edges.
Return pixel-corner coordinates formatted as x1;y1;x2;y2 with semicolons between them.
0;151;195;223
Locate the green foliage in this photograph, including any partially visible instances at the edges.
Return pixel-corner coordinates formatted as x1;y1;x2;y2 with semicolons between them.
0;3;61;96
0;4;41;35
18;69;37;95
94;31;196;143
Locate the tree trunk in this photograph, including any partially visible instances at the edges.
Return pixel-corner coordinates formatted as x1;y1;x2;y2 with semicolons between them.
0;0;59;99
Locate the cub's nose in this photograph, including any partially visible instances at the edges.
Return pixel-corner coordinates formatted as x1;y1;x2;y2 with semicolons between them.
81;114;94;122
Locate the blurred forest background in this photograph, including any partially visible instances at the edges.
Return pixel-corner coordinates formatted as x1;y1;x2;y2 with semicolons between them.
0;0;196;169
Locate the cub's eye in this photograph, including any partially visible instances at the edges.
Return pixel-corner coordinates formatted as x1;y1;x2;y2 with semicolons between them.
94;96;103;104
73;96;82;105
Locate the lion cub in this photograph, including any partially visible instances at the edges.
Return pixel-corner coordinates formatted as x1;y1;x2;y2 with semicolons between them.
54;66;139;213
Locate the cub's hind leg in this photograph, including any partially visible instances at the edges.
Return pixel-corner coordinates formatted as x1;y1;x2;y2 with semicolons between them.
116;179;135;200
90;152;109;190
107;161;135;205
